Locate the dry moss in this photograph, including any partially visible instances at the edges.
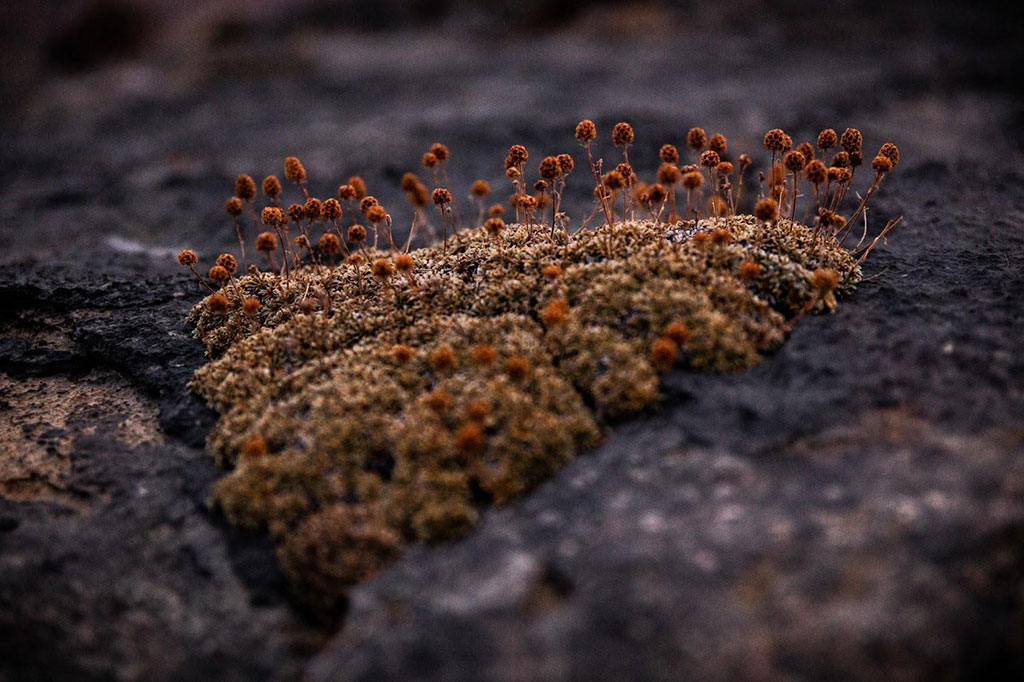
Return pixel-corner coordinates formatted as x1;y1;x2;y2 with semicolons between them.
186;215;857;607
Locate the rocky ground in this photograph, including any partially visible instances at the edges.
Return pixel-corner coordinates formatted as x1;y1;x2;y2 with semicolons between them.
1;2;1022;680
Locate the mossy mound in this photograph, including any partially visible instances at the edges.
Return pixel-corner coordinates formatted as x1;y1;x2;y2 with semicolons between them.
187;216;859;608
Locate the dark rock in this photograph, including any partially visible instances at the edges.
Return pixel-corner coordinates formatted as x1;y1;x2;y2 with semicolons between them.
1;1;1022;680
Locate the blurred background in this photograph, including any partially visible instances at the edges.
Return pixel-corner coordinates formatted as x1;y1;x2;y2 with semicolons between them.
0;0;1019;268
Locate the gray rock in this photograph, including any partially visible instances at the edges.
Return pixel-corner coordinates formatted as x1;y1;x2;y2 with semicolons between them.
1;2;1022;680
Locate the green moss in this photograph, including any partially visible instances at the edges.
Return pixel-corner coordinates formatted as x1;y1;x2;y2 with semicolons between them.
187;216;858;607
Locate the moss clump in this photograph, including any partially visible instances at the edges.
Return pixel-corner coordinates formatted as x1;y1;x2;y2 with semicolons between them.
187;215;857;608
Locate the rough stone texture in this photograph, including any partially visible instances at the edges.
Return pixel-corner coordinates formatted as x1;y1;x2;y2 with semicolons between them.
1;1;1022;681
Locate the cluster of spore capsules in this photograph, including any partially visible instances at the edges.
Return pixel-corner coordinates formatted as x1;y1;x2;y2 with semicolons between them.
178;121;900;610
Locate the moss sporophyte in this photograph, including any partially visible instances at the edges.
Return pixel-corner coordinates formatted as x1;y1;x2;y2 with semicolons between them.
180;123;901;608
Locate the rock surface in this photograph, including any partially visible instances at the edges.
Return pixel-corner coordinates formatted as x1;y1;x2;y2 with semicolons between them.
1;2;1022;681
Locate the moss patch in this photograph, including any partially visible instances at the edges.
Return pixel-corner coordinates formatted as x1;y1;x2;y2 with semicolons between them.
188;215;858;608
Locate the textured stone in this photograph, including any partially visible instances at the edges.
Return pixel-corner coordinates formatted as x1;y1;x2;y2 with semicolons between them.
1;2;1022;680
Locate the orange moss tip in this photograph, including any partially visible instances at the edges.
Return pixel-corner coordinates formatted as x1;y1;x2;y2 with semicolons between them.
400;173;418;192
471;179;490;196
840;128;863;153
664;321;690;345
470;344;497;366
371;258;394;280
234;174;257;200
256;231;278;252
574;119;597;143
408;184;429;207
349;176;367;199
242;297;261;316
262;175;282;199
818;210;843;230
504;355;530;382
484;217;506;237
304;197;323;220
763;128;789;153
754;197;780;221
686;127;707;151
603;170;625;190
738;260;764;281
508;145;529;165
429;345;457;372
207;293;230;315
216;253;238;273
391;344;416;365
691;230;710;246
520;193;538;210
612;121;635;147
226;197;244;216
540;298;570;327
700;150;720;168
338;184;357;200
806;160;827;184
817;128;838;150
878;142;900;166
287;203;306;222
240;435;268;459
347;224;367;243
319;233;341;254
710;226;732;244
395;253;415;273
261;206;286;227
431;188;452;205
367;204;388;223
658;144;680;164
208;265;230;284
681;170;704;190
871;155;893;173
831;151;851;168
557;153;574;173
422;152;438;168
797;142;816;164
323;198;342;221
541;264;563;280
648;183;667;203
359;196;379;214
465;400;489;422
429;143;449;162
650;337;679;371
425;389;452;414
284;156;307;184
657;163;680;185
810;267;839;294
783;150;806;172
708;133;727;155
539;156;560;179
454;422;485;456
828;167;852;185
716;161;734;176
177;249;198;266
